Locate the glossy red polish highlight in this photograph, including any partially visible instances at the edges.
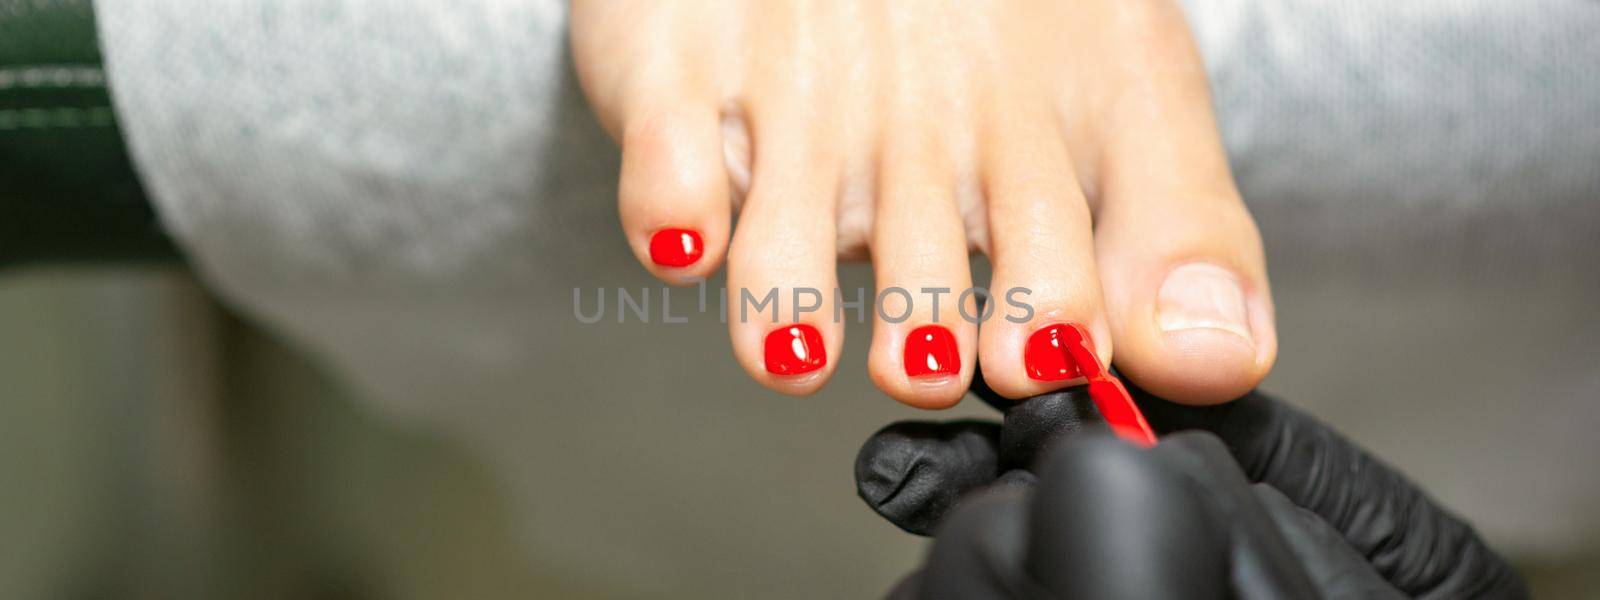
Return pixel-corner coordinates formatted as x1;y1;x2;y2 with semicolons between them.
649;228;703;267
765;324;826;375
904;325;959;378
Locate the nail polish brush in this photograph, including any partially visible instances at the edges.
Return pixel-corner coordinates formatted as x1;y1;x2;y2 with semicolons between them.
1056;327;1157;447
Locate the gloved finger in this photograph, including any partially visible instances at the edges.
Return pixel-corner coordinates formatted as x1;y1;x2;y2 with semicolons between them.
1133;386;1528;598
1024;434;1230;599
996;386;1104;471
855;420;1002;535
974;365;1114;471
1152;432;1320;600
910;486;1035;599
1251;484;1404;600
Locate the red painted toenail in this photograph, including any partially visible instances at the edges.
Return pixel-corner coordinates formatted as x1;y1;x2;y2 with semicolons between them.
649;228;703;267
1024;322;1101;381
765;324;826;375
904;325;959;378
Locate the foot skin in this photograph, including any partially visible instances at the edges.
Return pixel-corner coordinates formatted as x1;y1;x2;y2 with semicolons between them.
572;0;1275;407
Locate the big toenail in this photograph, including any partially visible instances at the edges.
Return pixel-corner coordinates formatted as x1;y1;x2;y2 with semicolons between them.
649;228;704;267
903;325;959;378
765;324;826;375
1157;263;1253;344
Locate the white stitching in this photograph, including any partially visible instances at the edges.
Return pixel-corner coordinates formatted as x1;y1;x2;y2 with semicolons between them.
0;65;106;90
0;106;116;130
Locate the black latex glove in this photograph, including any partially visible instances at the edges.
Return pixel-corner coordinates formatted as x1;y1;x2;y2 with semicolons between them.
855;375;1527;599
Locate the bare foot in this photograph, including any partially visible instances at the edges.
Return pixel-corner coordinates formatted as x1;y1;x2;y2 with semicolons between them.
572;0;1275;407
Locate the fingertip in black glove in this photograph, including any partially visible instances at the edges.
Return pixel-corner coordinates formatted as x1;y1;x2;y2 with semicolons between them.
855;371;1527;599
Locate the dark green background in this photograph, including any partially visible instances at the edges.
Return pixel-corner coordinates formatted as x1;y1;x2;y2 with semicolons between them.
0;0;175;268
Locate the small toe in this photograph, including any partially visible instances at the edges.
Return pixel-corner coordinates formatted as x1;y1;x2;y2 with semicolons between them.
724;109;845;395
866;132;977;409
618;103;733;284
975;104;1112;401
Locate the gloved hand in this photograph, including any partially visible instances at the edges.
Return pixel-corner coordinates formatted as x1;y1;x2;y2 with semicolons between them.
855;374;1528;599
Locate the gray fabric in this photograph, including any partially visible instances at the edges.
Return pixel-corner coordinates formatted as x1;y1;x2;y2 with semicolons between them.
95;0;1600;594
1187;0;1600;558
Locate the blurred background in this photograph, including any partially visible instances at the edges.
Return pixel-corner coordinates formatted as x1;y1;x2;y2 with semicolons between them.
4;0;1599;598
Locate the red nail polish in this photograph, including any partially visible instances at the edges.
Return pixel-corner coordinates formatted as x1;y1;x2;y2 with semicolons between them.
1026;323;1156;447
765;324;826;375
1089;377;1157;447
649;228;703;267
904;325;959;378
1025;323;1100;381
